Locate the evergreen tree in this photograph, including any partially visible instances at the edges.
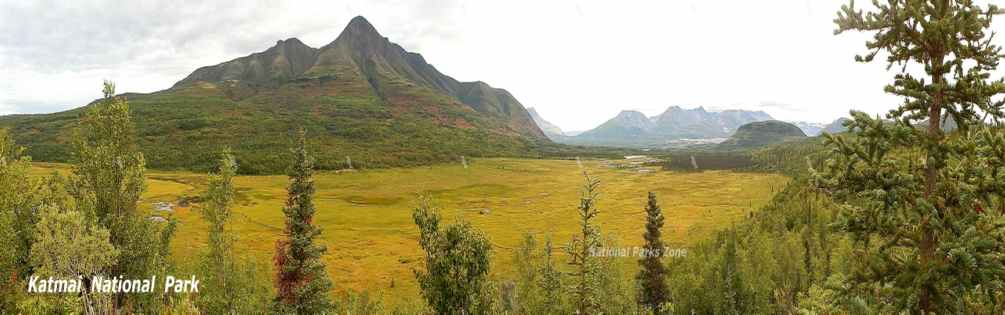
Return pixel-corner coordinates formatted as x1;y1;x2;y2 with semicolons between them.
719;229;748;314
273;129;333;314
566;173;603;314
538;237;565;314
412;198;493;314
72;81;175;310
819;1;1005;312
636;192;670;314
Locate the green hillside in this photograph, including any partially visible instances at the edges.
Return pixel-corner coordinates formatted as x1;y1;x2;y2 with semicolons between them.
0;17;549;174
717;120;807;149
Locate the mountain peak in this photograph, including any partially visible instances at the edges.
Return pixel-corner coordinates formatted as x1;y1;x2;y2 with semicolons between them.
618;110;646;116
349;15;372;26
275;37;305;46
339;16;382;42
270;37;311;53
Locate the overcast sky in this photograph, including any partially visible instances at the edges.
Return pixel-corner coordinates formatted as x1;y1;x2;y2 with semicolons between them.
2;0;1003;131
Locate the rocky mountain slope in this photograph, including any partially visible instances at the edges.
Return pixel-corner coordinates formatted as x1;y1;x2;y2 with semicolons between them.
527;107;565;139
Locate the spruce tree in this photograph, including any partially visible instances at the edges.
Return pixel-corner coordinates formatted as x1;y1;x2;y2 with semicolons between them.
817;1;1005;312
719;230;747;314
273;129;333;314
538;237;565;314
636;192;670;314
566;173;603;314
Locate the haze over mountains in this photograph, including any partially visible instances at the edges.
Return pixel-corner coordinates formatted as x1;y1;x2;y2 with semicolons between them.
527;107;565;138
0;16;548;173
544;106;776;147
525;105;854;147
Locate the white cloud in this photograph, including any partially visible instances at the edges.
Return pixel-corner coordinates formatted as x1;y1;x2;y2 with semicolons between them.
2;0;1003;130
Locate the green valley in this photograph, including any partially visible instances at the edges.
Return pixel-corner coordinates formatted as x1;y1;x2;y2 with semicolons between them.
28;158;787;305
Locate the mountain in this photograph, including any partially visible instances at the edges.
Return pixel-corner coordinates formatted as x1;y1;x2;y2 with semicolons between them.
822;118;851;134
173;38;320;87
527;107;565;139
578;110;654;139
717;120;807;149
0;16;548;174
558;106;774;148
791;121;826;136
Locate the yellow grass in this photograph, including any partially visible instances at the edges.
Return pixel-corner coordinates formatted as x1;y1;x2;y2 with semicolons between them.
30;158;787;304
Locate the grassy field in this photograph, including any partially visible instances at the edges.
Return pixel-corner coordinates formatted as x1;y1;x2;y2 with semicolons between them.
29;158;787;305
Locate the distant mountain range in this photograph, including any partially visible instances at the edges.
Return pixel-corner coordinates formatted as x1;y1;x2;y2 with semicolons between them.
0;16;548;173
822;118;851;134
541;106;775;148
790;121;826;136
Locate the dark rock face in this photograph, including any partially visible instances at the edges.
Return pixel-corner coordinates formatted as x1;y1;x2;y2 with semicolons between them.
173;38;319;87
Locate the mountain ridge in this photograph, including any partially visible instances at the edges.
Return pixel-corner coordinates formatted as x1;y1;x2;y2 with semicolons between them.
527;107;565;139
0;16;548;173
556;106;775;148
170;16;544;140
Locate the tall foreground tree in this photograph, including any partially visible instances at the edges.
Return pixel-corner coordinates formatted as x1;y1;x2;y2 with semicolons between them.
718;230;748;314
538;237;565;314
818;1;1005;312
198;150;238;313
198;150;270;313
273;130;333;313
74;81;146;224
636;192;670;314
412;198;493;314
73;81;175;310
566;174;603;314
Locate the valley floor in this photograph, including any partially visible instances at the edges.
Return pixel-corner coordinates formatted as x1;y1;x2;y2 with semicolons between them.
29;158;787;305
